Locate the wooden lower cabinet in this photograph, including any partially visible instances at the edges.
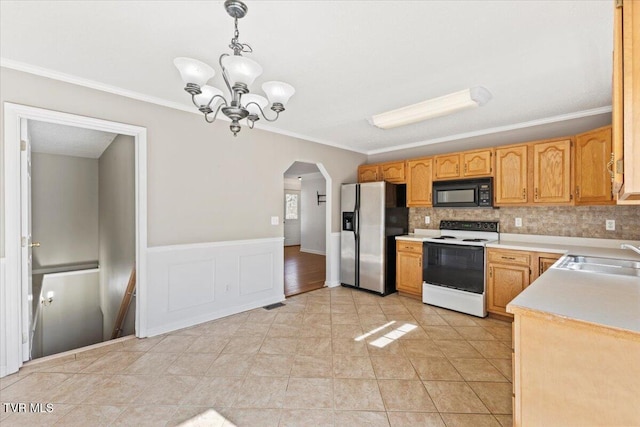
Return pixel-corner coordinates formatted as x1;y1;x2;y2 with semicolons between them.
396;241;424;298
487;248;561;317
510;310;640;426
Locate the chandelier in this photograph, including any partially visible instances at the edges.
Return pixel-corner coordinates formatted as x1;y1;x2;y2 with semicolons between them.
174;0;295;136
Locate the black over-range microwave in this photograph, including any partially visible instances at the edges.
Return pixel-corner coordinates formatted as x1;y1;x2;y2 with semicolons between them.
432;177;493;208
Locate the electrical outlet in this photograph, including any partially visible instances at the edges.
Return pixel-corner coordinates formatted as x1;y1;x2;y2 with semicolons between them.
425;216;430;224
515;218;522;227
271;216;279;225
606;219;615;231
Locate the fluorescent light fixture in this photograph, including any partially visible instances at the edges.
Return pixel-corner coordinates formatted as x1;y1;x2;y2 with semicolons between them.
370;86;492;129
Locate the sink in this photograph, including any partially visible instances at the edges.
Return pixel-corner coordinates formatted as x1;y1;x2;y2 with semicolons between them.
554;255;640;277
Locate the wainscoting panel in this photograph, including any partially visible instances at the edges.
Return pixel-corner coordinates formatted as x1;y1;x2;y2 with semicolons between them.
146;238;284;337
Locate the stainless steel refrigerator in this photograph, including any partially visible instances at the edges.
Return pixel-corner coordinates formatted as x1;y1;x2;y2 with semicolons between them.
340;181;408;295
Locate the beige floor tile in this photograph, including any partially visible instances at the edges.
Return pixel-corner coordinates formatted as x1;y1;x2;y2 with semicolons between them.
371;355;418;379
423;381;489;413
0;373;21;390
440;313;480;326
333;355;376;379
149;335;198;353
290;354;333;378
220;336;264;354
0;403;73;426
366;338;406;357
166;353;215;376
165;406;227;427
331;312;360;324
388;411;446;427
111;404;177;426
359;314;391;324
494;414;513;426
450;358;508;382
416;315;449;326
245;311;277;324
259;337;298;354
267;323;301;338
234;322;270;337
83;375;156;405
482;326;513;341
331;303;358;314
249;354;294;377
439;413;502;426
423;326;464;340
411;357;463;381
133;375;201;405
357;304;385;315
75;344;122;360
303;312;331;324
181;377;244;406
37;357;100;374
48;373;111;403
1;372;72;402
396;326;430;341
54;404;124;426
233;376;288;408
468;382;513;414
378;379;437;412
468;340;512;359
433;340;483;358
220;408;281;427
454;326;498;340
16;355;76;376
205;353;254;377
279;409;333;427
273;312;304;324
200;321;242;336
120;336;164;352
333;378;385;411
298;322;332;337
124;352;179;375
186;336;229;354
283;377;333;409
297;337;332;355
487;358;512;382
332;338;368;355
305;302;331;313
334;410;390;427
380;305;411;316
332;324;364;339
401;340;446;358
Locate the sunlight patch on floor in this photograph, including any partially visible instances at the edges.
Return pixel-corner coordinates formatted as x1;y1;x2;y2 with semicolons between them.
369;323;418;348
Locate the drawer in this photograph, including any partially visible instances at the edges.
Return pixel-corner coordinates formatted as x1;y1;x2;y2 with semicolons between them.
396;241;424;253
488;249;530;265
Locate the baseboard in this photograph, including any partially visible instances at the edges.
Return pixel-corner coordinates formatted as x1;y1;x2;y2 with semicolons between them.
299;247;326;256
325;280;341;288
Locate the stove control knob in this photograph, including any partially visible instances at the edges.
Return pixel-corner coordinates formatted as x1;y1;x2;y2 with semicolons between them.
482;223;488;229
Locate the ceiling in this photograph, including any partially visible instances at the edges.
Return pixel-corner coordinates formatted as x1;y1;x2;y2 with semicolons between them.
29;120;117;158
0;1;613;155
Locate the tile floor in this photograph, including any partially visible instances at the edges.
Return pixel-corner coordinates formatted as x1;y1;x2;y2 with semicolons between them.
0;287;513;426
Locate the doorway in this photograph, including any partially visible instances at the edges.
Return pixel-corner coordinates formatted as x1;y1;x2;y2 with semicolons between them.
1;103;147;377
283;162;327;297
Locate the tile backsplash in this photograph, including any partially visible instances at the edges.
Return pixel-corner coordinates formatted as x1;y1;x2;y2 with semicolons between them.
409;205;640;240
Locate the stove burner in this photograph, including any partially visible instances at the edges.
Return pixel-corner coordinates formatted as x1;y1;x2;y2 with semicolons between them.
462;238;488;242
433;235;457;240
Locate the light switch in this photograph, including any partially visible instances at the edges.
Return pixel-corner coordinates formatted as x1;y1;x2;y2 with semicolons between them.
515;218;522;227
425;216;430;224
271;216;279;225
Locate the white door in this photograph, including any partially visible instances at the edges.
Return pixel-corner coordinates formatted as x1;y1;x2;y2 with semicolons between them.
20;118;34;360
283;190;301;246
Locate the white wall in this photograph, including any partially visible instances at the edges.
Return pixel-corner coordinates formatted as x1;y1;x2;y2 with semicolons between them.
30;152;99;269
99;135;135;340
300;174;326;255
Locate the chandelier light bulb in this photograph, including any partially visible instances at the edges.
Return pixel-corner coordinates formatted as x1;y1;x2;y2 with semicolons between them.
194;85;223;109
242;93;268;116
262;81;295;107
173;57;215;87
221;55;263;88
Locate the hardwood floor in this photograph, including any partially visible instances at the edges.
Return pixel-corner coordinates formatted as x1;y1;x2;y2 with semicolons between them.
284;245;326;297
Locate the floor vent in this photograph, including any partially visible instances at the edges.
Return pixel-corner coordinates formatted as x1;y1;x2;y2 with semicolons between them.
263;302;285;310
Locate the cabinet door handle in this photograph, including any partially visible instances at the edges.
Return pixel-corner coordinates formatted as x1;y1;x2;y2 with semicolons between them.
456;164;459;174
576;186;580;197
535;187;539;200
489;267;493;278
501;256;516;261
522;188;526;200
429;192;432;202
464;164;467;173
419;258;422;267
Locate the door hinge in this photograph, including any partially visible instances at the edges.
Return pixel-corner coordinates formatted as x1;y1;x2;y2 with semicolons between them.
616;0;623;8
20;140;27;151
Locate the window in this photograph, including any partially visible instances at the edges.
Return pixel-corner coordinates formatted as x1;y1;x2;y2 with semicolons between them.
285;193;299;220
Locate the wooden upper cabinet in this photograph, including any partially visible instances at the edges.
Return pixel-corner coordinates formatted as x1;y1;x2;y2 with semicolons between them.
381;161;406;183
495;145;528;205
358;164;381;183
532;139;573;204
612;0;640;203
575;126;614;205
462;149;493;177
406;157;433;207
433;154;460;180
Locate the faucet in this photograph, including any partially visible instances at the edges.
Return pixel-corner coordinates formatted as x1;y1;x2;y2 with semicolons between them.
621;244;640;256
